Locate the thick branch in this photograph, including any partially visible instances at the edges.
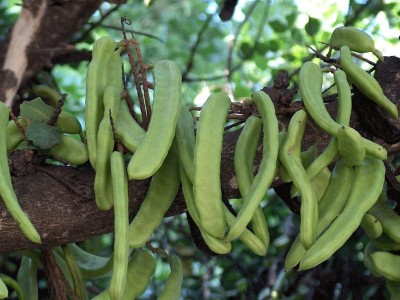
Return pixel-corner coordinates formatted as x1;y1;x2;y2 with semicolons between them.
0;100;339;253
1;58;399;253
2;0;47;107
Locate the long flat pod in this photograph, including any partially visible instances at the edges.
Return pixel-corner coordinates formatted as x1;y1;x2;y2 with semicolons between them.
175;107;231;254
193;92;231;238
157;254;183;300
17;256;38;300
0;274;23;300
369;193;400;244
329;26;384;61
47;134;88;166
299;61;387;160
0;102;41;244
370;251;400;281
62;245;87;300
127;60;182;179
361;213;383;239
227;91;278;242
109;151;130;300
299;61;341;136
337;125;366;166
224;209;267;256
334;69;352;124
234;115;269;247
85;36;117;168
179;155;231;254
115;100;146;153
93;118;114;210
92;250;155;300
279;109;318;249
121;249;156;300
339;45;398;118
6;118;28;152
284;159;354;270
174;104;196;180
129;144;180;248
299;156;385;270
65;243;113;279
298;70;351;185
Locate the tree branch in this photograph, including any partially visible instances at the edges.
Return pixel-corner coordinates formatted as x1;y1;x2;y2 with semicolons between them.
0;0;103;110
2;0;47;107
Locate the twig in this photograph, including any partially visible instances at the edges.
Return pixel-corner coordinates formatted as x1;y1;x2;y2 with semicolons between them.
146;241;169;258
224;119;245;131
42;248;78;300
344;0;375;26
306;44;338;65
121;17;149;129
131;37;152;120
227;113;246;120
122;65;140;123
75;4;121;43
226;0;260;79
289;0;379;80
318;42;376;66
183;74;228;82
98;24;164;43
182;15;213;80
9;111;27;141
48;93;67;126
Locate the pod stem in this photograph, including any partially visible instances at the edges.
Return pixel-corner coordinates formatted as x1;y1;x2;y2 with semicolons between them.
9;111;28;142
146;242;169;258
121;64;141;124
48;93;67;126
130;37;152;121
121;17;149;130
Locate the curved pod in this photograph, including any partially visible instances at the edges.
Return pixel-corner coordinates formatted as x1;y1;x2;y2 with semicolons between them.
227;91;278;242
193;92;231;238
299;157;385;270
279;109;318;249
0;102;41;244
127;60;182;179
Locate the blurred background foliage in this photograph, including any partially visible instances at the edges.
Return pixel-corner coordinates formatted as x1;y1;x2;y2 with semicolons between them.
0;0;399;299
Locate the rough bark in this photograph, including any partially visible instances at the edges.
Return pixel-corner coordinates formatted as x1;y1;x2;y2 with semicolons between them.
0;0;103;108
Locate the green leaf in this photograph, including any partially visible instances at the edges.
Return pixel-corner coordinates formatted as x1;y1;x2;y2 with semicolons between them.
269;19;287;33
269;39;282;52
305;17;321;36
286;12;297;27
291;28;304;43
254;54;268;69
20;98;54;122
255;41;269;55
239;41;254;59
25;120;61;150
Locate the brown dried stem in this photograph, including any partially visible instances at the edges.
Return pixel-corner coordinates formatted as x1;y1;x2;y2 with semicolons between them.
9;111;27;140
121;17;148;129
48;93;67;126
121;66;140;124
131;37;152;121
317;42;376;66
